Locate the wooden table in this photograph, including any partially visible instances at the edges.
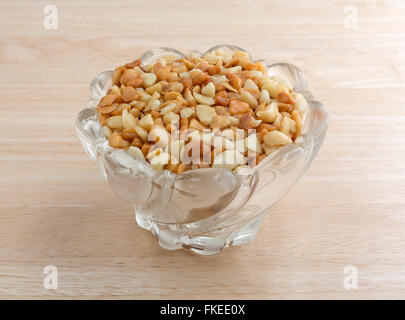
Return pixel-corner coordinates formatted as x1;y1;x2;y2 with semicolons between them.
1;0;404;299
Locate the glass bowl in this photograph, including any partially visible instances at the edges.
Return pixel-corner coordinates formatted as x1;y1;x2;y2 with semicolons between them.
75;45;329;255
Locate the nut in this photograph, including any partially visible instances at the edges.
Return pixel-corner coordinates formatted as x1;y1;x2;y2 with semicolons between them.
201;82;215;98
261;79;294;104
255;62;266;74
239;113;254;130
259;89;271;104
146;147;163;160
228;116;240;127
111;85;121;97
106;115;123;129
164;91;182;101
131;137;143;148
112;66;125;86
278;103;293;113
160;102;177;115
102;125;112;138
99;94;118;107
148;126;169;148
125;59;142;69
256;102;278;123
182;58;195;70
99;114;107;126
214;105;229;116
109;132;129;148
138;113;154;131
215;91;230;106
214;49;232;63
278;92;296;105
226;65;242;73
203;53;221;65
270;74;293;91
128;146;145;159
153;62;171;81
213;135;237;151
189;118;206;131
229;100;250;115
239;90;258;108
180;107;195;119
213;75;228;84
294;93;308;116
210;115;230;129
96;103;118;114
154;117;164;127
280;114;296;136
197;61;209;71
263;130;292;146
232;51;250;60
244;87;260;100
168;81;184;93
181;77;193;91
291;110;303;140
208;65;221;75
196;105;217;126
121;86;140;102
151;110;160;119
122;109;137;129
180;118;189;133
245;133;262;153
193;92;215;105
149;152;170;171
121;129;137;141
120;69;139;86
127;78;144;88
222;82;238;93
130;108;141;119
226;73;242;90
221;128;236;140
273;112;283;129
183;88;195;104
141;72;157;87
251;118;262;128
163;111;180;125
244;79;259;91
134;126;149;142
257;123;277;132
181;140;211;164
145;82;163;95
110;103;130;116
212;149;245;170
141;143;151;156
239;58;257;71
168;140;185;163
192;72;210;86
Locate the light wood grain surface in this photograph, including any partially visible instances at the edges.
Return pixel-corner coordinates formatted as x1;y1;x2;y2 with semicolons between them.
1;0;405;299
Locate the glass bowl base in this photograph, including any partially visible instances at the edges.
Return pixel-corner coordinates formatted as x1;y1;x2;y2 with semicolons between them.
135;207;266;255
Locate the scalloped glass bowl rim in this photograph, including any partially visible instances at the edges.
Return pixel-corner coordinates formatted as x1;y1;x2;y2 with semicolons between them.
77;45;329;186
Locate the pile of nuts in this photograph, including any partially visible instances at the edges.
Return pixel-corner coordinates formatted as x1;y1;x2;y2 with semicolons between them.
97;49;308;174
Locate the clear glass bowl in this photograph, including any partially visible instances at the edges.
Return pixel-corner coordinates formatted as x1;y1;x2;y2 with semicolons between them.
75;45;329;255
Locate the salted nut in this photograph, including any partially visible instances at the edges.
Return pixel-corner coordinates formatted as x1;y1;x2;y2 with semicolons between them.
96;49;308;173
